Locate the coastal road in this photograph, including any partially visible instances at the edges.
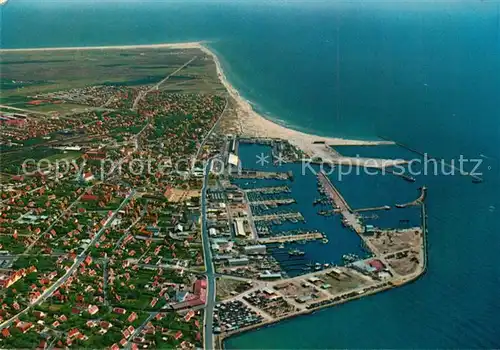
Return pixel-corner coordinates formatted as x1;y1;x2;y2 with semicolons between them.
201;159;216;350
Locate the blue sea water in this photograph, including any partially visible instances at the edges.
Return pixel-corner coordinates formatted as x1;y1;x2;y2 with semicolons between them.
2;0;500;348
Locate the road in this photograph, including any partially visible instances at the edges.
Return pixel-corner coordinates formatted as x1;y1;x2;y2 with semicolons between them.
125;311;157;349
201;159;216;350
130;56;199;153
192;98;228;164
131;56;198;111
24;187;94;254
0;190;135;331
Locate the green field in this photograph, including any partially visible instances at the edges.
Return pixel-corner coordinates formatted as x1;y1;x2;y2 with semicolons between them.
0;47;223;105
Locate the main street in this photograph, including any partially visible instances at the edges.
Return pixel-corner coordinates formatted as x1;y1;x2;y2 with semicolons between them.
201;159;216;350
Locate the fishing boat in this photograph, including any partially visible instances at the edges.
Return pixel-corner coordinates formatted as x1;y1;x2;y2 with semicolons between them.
402;174;416;182
288;249;305;256
278;243;285;249
342;253;359;263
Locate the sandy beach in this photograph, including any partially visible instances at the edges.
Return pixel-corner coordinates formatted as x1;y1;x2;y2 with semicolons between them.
0;42;203;53
198;44;393;149
1;41;401;167
198;44;405;168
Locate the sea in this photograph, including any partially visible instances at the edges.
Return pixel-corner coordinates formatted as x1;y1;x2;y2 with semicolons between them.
1;0;500;348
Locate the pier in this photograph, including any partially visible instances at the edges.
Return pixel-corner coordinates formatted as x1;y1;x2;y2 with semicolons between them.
258;232;323;244
250;198;295;206
252;212;304;222
317;171;363;233
395;186;427;208
354;205;391;213
379;136;483;183
244;186;290;194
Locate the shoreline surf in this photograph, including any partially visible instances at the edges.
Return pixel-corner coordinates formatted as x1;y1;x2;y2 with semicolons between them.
1;41;393;155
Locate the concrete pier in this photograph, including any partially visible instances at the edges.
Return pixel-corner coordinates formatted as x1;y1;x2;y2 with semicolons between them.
244;186;290;194
379;136;483;183
250;198;295;206
252;212;304;222
258;232;323;244
395;186;427;208
354;205;391;213
318;171;364;233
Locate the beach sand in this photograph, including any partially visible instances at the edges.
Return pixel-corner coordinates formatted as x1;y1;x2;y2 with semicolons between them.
198;45;393;149
198;45;405;168
0;42;203;52
1;41;402;167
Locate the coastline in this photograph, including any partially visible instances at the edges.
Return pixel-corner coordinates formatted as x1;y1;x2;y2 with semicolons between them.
0;42;204;52
2;41;430;348
198;44;395;155
0;41;394;159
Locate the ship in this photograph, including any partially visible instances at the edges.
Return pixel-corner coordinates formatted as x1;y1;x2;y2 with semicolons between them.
342;253;359;263
288;249;305;256
400;173;416;182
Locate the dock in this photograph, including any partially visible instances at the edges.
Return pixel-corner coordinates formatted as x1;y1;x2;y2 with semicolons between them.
354;205;391;213
252;212;304;222
395;186;427;208
250;198;296;206
258;232;323;244
244;186;290;194
317;171;363;233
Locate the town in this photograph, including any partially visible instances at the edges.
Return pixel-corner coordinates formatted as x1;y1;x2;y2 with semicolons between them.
0;44;428;349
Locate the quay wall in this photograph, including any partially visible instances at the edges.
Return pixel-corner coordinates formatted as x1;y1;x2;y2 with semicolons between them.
220;200;429;349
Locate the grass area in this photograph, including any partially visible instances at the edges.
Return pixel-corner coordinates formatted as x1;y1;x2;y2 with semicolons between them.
20;102;95;114
1;48;222;99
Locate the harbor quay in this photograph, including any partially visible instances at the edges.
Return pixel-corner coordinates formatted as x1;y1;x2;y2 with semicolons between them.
205;139;428;347
0;41;430;349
